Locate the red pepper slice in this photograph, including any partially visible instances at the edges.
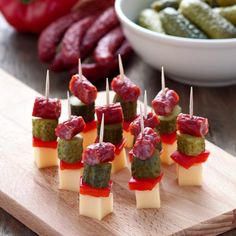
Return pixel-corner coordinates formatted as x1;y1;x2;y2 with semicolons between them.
128;149;133;162
60;160;83;170
123;120;132;132
129;173;163;191
83;120;97;133
80;178;112;197
160;132;177;145
32;137;57;149
171;150;210;169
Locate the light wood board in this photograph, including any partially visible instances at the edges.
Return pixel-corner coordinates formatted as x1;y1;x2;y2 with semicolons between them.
0;68;236;236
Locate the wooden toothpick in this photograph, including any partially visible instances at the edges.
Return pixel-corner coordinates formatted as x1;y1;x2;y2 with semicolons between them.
99;113;104;143
118;54;125;80
67;91;71;119
144;90;148;119
189;87;193;118
161;66;166;95
45;69;50;99
78;58;82;80
140;104;144;134
106;78;110;106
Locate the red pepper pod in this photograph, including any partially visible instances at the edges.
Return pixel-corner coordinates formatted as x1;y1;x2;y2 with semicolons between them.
96;103;124;125
32;97;61;119
133;127;161;160
83;142;115;166
55;116;85;140
129;112;160;137
177;113;209;137
152;88;179;116
69;74;97;105
111;75;141;102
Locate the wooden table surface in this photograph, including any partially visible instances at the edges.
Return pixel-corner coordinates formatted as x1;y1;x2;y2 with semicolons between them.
0;13;236;236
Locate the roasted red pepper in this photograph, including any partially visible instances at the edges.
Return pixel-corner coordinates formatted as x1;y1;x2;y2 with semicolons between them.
129;173;163;191
32;137;57;149
160;132;177;144
83;120;97;133
171;150;210;169
0;0;78;33
80;178;112;197
60;160;83;170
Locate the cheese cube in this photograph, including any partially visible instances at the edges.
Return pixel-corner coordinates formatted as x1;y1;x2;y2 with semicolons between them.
79;193;113;220
123;130;134;148
177;164;203;186
160;141;177;165
81;129;97;149
135;184;160;209
59;168;83;192
111;148;127;174
34;147;58;169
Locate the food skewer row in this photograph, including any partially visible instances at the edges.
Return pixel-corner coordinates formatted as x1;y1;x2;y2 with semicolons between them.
111;55;141;148
152;67;181;165
69;59;97;149
56;93;85;192
32;70;61;168
171;87;210;186
80;114;114;220
95;80;127;174
129;105;163;209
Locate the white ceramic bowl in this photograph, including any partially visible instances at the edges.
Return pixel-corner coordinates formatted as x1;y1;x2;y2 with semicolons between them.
115;0;236;86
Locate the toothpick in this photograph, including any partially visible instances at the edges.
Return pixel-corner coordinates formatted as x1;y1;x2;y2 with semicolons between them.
67;91;71;119
45;69;50;99
140;104;144;134
78;58;82;80
118;54;125;80
189;87;193;118
106;78;110;105
161;66;166;95
99;113;104;143
144;90;148;119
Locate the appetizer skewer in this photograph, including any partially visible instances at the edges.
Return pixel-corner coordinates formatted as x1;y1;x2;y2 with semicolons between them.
69;59;97;149
56;93;85;192
32;70;61;168
111;55;141;148
171;87;210;186
129;106;163;208
80;114;114;220
152;67;181;165
95;80;127;174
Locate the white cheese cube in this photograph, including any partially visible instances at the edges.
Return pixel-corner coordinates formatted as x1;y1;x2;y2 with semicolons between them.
123;130;134;148
160;141;177;165
34;147;58;169
79;193;113;220
135;184;160;209
59;168;83;192
81;129;97;149
111;148;127;174
177;164;203;186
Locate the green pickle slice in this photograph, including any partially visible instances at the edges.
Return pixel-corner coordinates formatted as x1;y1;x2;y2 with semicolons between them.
214;5;236;26
58;136;83;163
152;0;180;12
113;94;137;122
83;163;112;188
97;123;123;145
158;105;181;134
32;118;58;142
70;95;95;123
138;9;164;33
177;133;205;156
131;149;161;179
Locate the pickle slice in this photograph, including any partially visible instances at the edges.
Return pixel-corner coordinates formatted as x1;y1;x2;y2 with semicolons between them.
152;0;179;12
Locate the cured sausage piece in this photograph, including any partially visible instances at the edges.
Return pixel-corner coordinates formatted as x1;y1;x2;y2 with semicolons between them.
93;26;125;64
152;88;179;116
32;97;61;119
83;142;115;165
177;113;209;137
80;7;120;59
69;74;97;105
55;116;85;140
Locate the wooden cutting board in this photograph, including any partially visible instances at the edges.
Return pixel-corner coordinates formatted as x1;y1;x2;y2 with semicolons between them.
0;68;236;236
